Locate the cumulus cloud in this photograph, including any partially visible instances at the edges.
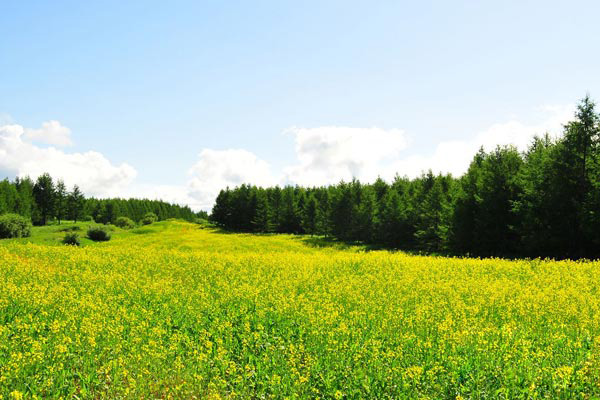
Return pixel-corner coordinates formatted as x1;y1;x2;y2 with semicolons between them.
385;104;575;178
24;120;73;147
0;123;136;197
283;126;409;186
186;149;277;210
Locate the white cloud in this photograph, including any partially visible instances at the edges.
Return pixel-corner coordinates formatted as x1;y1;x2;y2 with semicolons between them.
386;104;575;179
187;149;276;210
0;123;137;197
24;120;73;147
282;126;409;186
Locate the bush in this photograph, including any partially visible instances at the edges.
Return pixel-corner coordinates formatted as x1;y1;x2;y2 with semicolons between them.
0;214;32;239
87;226;111;241
59;225;81;232
141;212;158;225
81;215;94;222
62;233;81;246
115;216;135;229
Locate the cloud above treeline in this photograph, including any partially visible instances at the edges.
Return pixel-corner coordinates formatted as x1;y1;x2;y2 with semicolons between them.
183;105;573;210
0;104;575;211
0;123;136;197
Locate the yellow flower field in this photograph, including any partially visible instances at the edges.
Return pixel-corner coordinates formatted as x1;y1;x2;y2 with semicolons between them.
1;221;600;398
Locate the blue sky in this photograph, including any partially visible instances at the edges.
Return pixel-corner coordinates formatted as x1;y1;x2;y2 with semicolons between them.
1;1;599;210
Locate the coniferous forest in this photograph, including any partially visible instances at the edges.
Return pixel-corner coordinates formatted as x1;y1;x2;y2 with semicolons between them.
211;96;600;260
0;173;203;226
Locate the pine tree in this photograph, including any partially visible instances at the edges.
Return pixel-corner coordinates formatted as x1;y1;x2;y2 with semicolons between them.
55;180;67;224
32;173;55;225
375;189;404;247
302;193;318;235
15;177;34;218
211;189;232;228
251;190;271;232
67;185;85;223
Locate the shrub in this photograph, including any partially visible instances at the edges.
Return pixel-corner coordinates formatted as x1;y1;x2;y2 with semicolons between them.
59;225;81;232
87;226;111;241
0;214;32;239
115;216;135;229
141;212;158;225
62;233;81;246
81;215;94;222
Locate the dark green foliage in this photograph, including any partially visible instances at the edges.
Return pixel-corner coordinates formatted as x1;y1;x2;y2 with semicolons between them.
210;96;600;260
87;226;111;241
0;179;18;216
55;180;67;225
450;146;523;256
211;189;232;228
59;225;81;232
32;173;55;225
413;172;453;252
278;187;302;233
375;189;405;247
301;194;318;235
115;216;135;229
0;213;32;238
252;190;271;232
329;182;355;241
62;232;81;246
141;212;158;225
67;185;85;223
97;201;118;224
14;177;34;218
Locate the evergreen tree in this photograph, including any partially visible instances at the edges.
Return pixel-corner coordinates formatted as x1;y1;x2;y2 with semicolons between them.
354;186;376;243
375;189;405;248
211;189;232;228
302;193;318;235
55;180;67;224
315;189;331;236
278;186;301;233
0;179;18;215
98;201;117;224
67;185;85;223
15;177;34;218
32;173;55;225
330;182;354;241
251;189;271;232
414;172;453;252
450;148;485;254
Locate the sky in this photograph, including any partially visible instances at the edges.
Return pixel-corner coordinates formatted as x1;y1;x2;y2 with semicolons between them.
1;0;599;211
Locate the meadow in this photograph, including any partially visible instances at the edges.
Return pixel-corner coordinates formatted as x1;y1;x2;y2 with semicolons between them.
1;220;600;399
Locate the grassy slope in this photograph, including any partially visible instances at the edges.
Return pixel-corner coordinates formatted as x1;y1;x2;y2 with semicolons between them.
3;221;127;247
3;220;363;252
1;220;600;399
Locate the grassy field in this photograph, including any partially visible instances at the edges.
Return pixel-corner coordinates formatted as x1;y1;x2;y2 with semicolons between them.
1;220;600;399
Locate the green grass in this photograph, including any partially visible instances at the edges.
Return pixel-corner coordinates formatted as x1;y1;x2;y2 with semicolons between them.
2;220;172;247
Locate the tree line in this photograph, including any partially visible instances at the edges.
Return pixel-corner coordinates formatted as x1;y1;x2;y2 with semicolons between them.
211;96;600;260
0;173;204;225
